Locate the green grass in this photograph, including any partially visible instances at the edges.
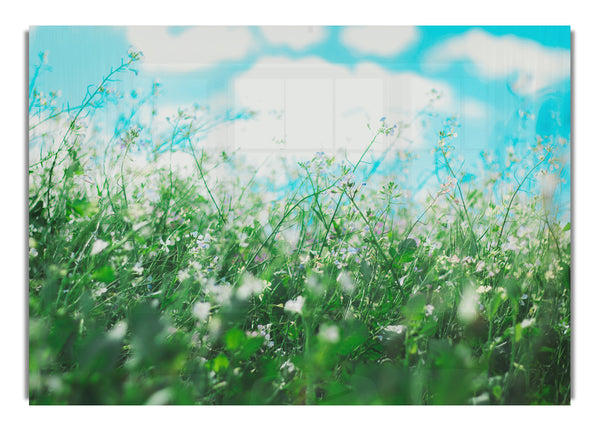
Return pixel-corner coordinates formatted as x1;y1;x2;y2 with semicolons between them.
28;51;570;405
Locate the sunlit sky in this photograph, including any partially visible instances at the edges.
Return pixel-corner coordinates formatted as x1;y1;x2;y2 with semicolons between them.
29;26;571;199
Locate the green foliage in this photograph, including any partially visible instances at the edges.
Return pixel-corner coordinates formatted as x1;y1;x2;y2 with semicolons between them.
28;50;571;405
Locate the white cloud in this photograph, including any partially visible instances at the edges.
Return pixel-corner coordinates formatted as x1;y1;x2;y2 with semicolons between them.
126;26;254;72
230;57;455;158
340;26;419;57
260;26;326;50
463;97;490;119
426;29;570;95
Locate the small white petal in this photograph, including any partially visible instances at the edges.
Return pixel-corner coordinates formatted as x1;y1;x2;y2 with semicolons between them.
284;296;305;315
192;301;211;321
91;239;109;255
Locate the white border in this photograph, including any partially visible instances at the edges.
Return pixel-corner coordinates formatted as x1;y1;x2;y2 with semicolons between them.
3;2;597;429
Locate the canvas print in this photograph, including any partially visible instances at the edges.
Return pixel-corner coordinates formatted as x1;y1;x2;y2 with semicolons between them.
28;26;571;405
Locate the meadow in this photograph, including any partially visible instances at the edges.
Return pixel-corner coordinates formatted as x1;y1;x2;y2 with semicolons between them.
28;50;570;405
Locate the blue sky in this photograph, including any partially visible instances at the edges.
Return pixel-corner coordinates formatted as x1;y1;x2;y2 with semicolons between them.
29;26;571;208
29;26;571;143
29;26;570;102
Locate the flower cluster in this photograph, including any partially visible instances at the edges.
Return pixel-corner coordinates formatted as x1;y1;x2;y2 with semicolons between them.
247;323;275;348
439;176;458;195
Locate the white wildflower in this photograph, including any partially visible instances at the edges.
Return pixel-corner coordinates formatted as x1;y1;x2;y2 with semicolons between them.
238;232;249;248
92;284;108;299
206;279;233;305
107;321;127;341
284;296;305;315
440;176;458;194
383;324;407;336
424;304;435;317
177;269;190;281
91;239;109;255
192;301;211;322
318;324;340;343
502;235;520;252
280;359;295;374
146;388;172;405
253;323;274;347
458;286;479;324
307;274;324;296
497;286;508;300
132;262;144;275
475;260;486;273
197;233;211;250
521;318;535;329
476;285;492;294
236;273;267;300
381;324;408;344
337;271;355;294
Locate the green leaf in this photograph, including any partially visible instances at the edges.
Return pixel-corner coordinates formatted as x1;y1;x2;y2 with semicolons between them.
490;294;505;318
338;321;367;356
492;385;503;400
92;265;116;283
408;340;418;355
67;197;98;217
287;324;299;342
240;336;264;359
404;293;426;321
212;354;229;373
225;328;246;351
515;323;523;343
65;161;84;179
390;238;418;263
504;279;521;305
